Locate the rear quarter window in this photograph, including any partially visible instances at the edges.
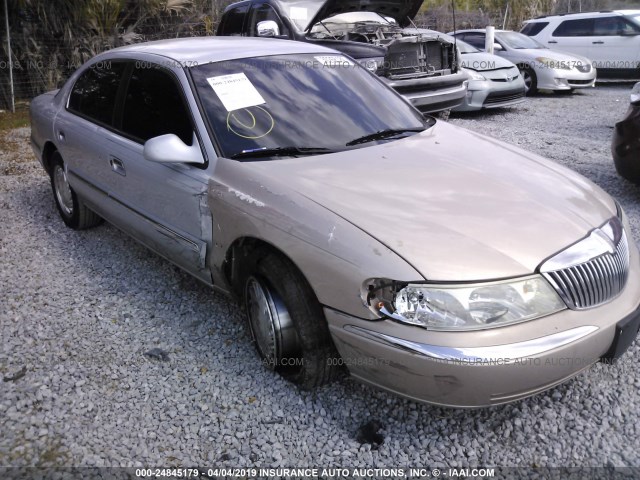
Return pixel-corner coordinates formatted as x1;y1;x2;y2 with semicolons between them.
520;22;549;36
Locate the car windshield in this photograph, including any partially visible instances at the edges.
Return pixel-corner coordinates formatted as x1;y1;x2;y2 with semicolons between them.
190;54;427;160
310;11;394;34
627;14;640;27
498;31;546;49
457;40;480;53
278;0;325;31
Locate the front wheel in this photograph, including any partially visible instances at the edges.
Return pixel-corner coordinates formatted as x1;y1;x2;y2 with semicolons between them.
242;250;340;389
520;66;538;95
50;152;102;230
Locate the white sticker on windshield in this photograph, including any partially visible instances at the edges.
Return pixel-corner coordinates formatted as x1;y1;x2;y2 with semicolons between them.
314;56;353;67
289;7;308;20
206;73;266;112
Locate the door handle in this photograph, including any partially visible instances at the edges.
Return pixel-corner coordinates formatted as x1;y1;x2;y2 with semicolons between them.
548;40;558;44
110;157;126;177
592;41;604;44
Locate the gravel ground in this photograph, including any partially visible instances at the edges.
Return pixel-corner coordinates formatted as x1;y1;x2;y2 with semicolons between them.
1;85;640;471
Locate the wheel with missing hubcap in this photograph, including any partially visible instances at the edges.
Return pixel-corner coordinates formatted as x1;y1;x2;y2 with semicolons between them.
245;275;299;369
240;249;340;388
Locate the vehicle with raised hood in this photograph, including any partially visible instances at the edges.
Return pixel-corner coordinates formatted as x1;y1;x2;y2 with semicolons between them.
217;0;468;115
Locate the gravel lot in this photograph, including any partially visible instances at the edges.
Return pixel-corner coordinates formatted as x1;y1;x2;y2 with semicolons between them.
1;85;640;471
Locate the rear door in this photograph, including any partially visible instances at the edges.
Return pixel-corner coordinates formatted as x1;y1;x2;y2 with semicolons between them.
548;18;594;58
54;61;128;208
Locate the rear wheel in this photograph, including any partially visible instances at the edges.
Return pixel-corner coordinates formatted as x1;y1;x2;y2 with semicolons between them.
520;66;537;95
50;151;102;230
242;249;340;389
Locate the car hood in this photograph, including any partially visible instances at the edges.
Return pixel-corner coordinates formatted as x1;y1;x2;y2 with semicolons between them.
461;51;517;71
249;121;616;282
305;0;423;30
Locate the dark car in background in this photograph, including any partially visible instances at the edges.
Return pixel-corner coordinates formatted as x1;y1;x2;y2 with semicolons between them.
613;82;640;182
217;0;468;116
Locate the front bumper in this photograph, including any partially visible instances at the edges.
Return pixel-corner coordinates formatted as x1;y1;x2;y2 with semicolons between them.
536;66;597;91
612;104;640;183
326;240;640;408
454;77;526;112
384;71;468;113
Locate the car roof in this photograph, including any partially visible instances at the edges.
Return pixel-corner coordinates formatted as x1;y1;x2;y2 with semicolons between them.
526;10;640;22
102;36;337;65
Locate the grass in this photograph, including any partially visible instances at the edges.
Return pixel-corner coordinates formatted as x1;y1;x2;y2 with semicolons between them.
0;103;30;132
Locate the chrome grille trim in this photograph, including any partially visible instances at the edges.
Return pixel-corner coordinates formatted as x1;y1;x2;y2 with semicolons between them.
542;227;629;310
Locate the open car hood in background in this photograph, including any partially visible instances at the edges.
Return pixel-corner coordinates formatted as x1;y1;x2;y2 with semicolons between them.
305;0;424;30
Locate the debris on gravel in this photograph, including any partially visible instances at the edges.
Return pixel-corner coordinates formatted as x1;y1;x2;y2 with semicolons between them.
1;86;639;469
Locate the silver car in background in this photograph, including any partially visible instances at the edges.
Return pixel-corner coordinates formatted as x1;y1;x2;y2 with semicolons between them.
454;40;526;111
30;38;640;407
451;29;597;94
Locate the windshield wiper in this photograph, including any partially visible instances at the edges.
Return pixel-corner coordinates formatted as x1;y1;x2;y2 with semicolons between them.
345;128;424;147
230;146;335;160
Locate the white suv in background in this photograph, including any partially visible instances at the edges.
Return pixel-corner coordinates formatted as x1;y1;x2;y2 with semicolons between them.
521;10;640;79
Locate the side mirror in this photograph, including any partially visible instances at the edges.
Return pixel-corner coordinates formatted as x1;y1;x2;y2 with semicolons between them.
257;20;280;37
143;133;205;165
631;82;640;105
493;43;503;51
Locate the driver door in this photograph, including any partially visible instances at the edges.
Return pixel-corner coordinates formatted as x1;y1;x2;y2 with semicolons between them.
100;63;212;283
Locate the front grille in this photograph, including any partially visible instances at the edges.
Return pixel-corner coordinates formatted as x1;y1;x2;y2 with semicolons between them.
568;79;593;85
426;42;443;71
483;89;526;106
386;40;453;79
491;74;520;82
542;231;629;310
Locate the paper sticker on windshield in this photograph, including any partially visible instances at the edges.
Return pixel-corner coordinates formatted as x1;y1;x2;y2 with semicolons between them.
289;7;307;20
207;73;266;112
314;56;353;67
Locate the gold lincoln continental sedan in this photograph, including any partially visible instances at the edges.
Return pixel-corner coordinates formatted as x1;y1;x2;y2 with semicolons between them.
30;37;640;407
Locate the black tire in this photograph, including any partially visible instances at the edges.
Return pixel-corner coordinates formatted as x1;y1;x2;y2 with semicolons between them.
241;249;340;389
50;151;102;230
519;66;537;95
436;109;451;121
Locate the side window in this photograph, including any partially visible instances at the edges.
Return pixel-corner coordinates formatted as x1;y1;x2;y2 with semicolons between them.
218;5;249;35
594;16;640;36
121;66;193;146
520;22;549;36
248;4;290;37
68;62;126;125
552;19;594;37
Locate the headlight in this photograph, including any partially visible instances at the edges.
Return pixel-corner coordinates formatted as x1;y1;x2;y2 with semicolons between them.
463;68;486;81
536;57;573;70
358;57;385;73
362;276;566;331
